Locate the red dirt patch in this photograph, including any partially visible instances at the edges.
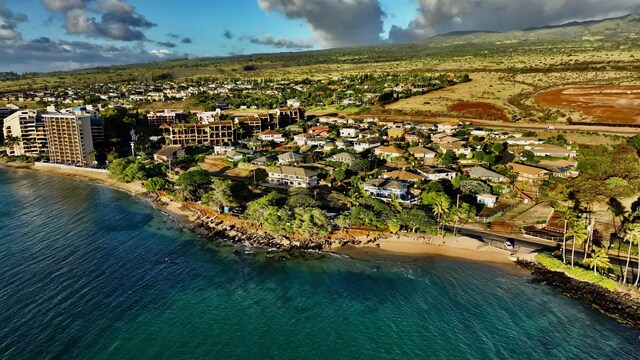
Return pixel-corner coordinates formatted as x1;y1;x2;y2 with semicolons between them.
534;85;640;125
449;101;509;122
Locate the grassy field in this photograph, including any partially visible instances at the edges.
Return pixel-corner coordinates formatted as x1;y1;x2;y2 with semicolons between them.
3;14;640;125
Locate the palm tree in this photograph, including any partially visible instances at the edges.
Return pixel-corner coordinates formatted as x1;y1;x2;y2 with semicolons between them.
621;223;640;284
568;221;589;268
560;210;577;264
433;198;450;236
588;248;611;275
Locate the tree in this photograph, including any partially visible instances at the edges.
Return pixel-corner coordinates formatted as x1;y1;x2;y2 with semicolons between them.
175;169;211;201
328;191;359;209
433;196;451;235
108;158;133;181
560;210;578;264
459;179;491;195
202;178;237;212
144;177;169;193
293;207;331;238
490;142;504;155
388;221;401;234
245;191;288;222
568;221;589;267
333;168;348;184
349;158;370;173
520;150;535;163
588;248;611;275
621;222;640;284
287;191;319;209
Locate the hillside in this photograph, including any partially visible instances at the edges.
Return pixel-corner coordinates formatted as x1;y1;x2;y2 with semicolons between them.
1;13;639;92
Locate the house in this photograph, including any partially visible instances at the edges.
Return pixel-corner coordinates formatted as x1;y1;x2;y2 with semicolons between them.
323;142;336;152
213;144;236;155
363;178;411;202
331;152;359;165
387;127;405;139
259;130;286;143
374;145;406;158
439;142;472;157
340;128;359;138
431;133;461;144
382;169;424;182
307;126;330;137
507;137;545;146
405;133;422;143
477;193;498;208
294;133;312;146
525;144;577;158
436;121;460;134
252;155;277;167
226;149;252;162
153;145;185;163
286;98;301;107
537;159;580;178
354;137;381;152
266;166;320;188
416;167;458;181
278;152;303;165
306;137;328;147
467;166;507;183
336;139;354;150
508;163;551;182
408;146;437;159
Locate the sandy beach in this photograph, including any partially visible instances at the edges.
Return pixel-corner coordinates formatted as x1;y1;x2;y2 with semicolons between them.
1;162;518;265
334;234;514;264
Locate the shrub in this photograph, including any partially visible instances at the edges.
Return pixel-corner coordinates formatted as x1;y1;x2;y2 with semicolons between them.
535;253;617;292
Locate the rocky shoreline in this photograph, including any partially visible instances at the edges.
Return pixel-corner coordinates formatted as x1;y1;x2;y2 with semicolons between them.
184;205;365;252
518;260;640;329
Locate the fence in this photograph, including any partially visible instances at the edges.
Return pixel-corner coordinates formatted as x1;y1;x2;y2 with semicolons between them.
522;229;563;242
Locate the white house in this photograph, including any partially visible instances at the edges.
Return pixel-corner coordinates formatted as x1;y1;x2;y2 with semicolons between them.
259;130;286;143
524;144;577;158
267;166;320;188
354;138;381;152
278;152;303;165
507;137;545;146
363;178;412;202
294;133;312;146
416;167;458;181
331;152;359;165
374;145;406;158
340;128;359;138
477;193;498;208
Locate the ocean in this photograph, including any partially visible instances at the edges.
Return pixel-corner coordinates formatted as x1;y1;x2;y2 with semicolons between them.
0;167;638;359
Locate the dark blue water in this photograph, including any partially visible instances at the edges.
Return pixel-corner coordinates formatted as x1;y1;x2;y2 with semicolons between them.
0;168;638;359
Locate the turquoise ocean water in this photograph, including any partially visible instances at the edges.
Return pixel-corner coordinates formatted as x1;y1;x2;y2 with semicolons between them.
0;168;638;359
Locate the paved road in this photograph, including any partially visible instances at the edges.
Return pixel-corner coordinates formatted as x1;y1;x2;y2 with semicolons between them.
453;226;640;272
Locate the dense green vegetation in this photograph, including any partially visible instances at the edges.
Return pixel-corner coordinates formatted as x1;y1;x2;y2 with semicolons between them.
536;253;617;292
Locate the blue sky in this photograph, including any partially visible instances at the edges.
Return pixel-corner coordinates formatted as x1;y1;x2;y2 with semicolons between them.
1;0;638;73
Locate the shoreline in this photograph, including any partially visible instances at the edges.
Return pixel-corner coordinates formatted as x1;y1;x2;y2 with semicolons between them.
0;162;517;266
2;162;639;329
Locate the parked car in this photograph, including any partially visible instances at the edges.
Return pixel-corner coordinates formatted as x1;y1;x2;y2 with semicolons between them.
504;238;515;251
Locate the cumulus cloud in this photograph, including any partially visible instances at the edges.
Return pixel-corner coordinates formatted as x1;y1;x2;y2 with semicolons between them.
181;37;192;44
0;36;183;72
42;0;156;41
0;1;28;43
389;0;640;42
240;34;314;49
257;0;385;46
